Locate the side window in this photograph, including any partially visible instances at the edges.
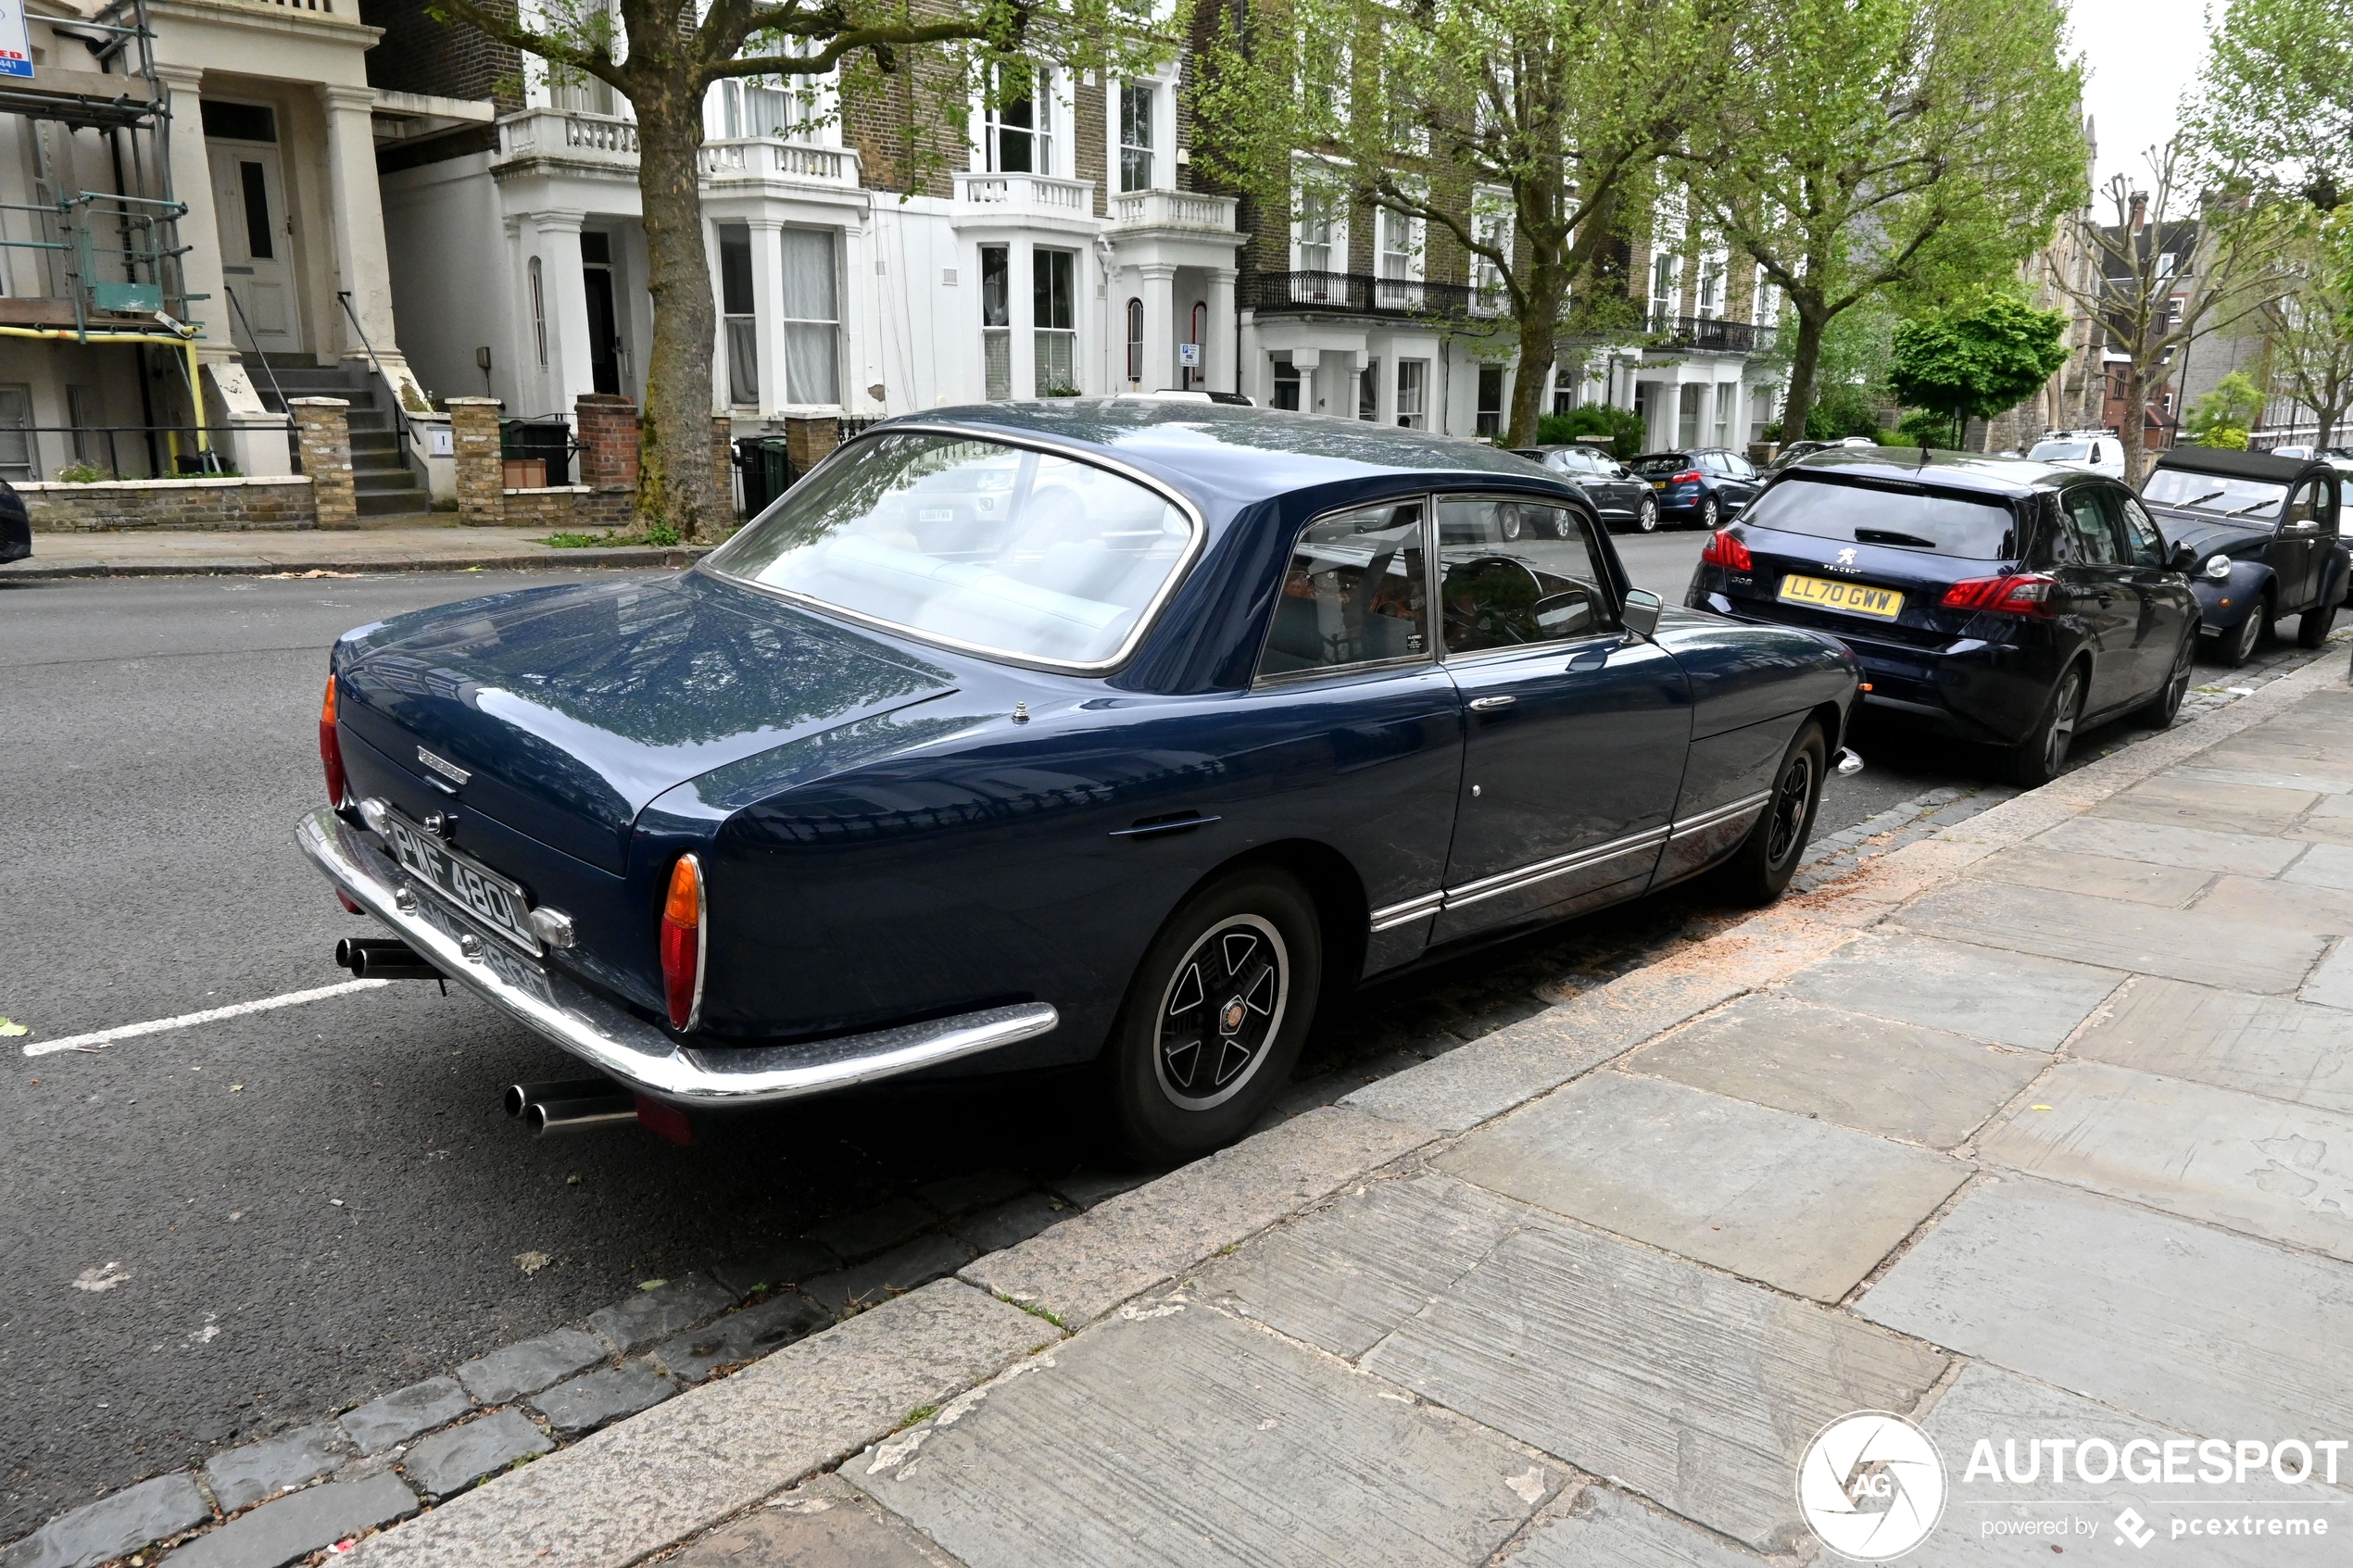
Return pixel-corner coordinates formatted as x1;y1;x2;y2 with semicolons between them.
2286;480;2324;529
1256;500;1429;680
1435;496;1614;654
2060;488;2121;566
2119;495;2166;568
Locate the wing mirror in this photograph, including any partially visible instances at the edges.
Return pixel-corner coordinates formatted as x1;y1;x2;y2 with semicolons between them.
1622;587;1663;640
2168;541;2199;572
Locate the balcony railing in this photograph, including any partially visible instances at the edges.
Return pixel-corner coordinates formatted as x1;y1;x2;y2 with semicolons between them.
1106;189;1239;233
698;138;860;186
1243;270;1506;320
951;171;1094;219
495;108;640;168
1653;314;1765;354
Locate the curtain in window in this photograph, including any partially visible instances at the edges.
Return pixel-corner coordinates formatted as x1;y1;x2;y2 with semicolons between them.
779;227;838;405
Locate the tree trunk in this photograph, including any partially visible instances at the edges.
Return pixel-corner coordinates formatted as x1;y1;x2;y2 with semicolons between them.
1779;301;1827;445
631;74;719;541
2118;362;2149;487
1505;258;1566;448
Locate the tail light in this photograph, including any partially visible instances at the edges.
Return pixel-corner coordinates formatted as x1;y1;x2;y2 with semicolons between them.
1700;530;1753;571
660;854;706;1032
1671;470;1703;484
320;676;347;807
1943;573;2058;617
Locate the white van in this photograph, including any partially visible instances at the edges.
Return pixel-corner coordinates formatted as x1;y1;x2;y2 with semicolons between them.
2028;431;2126;479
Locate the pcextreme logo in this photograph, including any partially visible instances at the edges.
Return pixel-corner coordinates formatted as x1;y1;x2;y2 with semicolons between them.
1797;1411;1948;1562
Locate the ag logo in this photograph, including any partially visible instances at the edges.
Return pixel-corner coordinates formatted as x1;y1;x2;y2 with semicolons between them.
1796;1411;1946;1561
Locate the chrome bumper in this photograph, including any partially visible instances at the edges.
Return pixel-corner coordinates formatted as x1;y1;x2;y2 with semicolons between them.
293;809;1060;1105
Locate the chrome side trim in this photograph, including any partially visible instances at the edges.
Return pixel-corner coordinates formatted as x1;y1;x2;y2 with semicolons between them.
295;809;1058;1105
1367;890;1446;933
1666;791;1772;840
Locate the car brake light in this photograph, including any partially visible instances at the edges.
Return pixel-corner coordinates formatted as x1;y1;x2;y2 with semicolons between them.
1942;573;2058;617
1672;470;1703;484
660;854;706;1032
1700;530;1753;571
320;676;347;807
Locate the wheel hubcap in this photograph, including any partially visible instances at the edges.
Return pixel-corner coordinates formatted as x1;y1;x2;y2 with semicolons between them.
1155;916;1288;1111
1767;752;1813;863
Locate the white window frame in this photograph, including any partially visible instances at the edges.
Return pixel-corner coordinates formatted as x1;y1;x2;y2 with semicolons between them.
1112;72;1173;193
1290;158;1349;277
1395;358;1428;429
975;63;1069;176
1694;248;1728;321
1752;264;1780;329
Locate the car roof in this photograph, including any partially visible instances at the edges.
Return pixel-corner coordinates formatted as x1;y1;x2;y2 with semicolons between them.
855;400;1550;509
2152;445;2334;484
1776;446;2085;495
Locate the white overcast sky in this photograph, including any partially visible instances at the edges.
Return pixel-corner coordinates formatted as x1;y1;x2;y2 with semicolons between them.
2069;0;2221;191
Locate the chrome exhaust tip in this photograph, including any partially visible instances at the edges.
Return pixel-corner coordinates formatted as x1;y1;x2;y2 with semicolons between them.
526;1095;639;1135
503;1078;623;1119
334;937;443;981
1834;747;1866;777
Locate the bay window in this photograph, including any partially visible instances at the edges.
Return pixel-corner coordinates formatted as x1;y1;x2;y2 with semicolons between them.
781;227;839;406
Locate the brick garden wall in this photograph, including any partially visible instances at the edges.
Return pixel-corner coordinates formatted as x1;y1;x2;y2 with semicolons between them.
24;477;317;532
498;487;635;531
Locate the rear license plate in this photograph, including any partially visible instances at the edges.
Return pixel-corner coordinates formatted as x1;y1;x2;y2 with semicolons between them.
381;808;541;954
1778;573;1906;621
409;893;556;1005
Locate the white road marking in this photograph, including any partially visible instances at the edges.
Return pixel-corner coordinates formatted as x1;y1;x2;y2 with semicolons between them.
20;979;391;1059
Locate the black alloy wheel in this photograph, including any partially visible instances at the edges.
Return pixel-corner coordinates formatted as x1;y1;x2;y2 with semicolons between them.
1716;720;1827;906
1697;495;1721;533
2218;599;2267;666
1106;866;1322;1165
2138;632;2196;728
2297;599;2339;648
1635;495;1660;533
2007;665;2084;787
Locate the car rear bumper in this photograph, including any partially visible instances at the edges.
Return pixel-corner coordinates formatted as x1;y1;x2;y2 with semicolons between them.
294;808;1060;1105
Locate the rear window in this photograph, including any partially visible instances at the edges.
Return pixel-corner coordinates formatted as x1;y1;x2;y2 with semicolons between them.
2030;441;2089;462
1740;474;2021;558
1631;454;1692;475
705;431;1197;669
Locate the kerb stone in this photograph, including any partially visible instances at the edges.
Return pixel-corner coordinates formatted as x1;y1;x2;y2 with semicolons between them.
204;1423;352;1514
529;1362;676;1440
0;1474;210;1568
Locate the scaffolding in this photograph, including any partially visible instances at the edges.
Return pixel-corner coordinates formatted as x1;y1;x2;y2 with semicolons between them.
0;0;215;471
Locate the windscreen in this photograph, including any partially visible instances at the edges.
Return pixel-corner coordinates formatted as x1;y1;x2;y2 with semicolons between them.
705;432;1195;668
2142;468;2289;521
1739;475;2020;558
2029;441;2090;462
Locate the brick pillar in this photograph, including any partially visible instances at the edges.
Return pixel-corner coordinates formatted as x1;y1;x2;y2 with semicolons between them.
445;396;505;527
785;415;840;478
289;397;357;530
711;415;735;524
575;393;641;491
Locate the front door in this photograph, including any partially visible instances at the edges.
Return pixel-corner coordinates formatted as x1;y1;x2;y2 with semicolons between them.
2276;477;2331;610
2118;491;2195;696
1430;494;1691;945
207;137;299;354
2055;484;2142;715
583;268;621;395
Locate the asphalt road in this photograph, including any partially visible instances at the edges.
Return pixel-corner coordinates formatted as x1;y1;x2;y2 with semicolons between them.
0;541;2066;1535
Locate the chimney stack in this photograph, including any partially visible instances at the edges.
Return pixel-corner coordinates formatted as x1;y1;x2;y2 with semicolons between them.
2128;191;2148;232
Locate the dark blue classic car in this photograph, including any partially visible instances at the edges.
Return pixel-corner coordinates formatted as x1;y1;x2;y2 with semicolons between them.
298;405;1859;1161
2140;446;2348;665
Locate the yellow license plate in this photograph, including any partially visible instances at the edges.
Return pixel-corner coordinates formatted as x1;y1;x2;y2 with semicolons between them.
1778;574;1905;620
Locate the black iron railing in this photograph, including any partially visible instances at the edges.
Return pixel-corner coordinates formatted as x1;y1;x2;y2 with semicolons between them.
1243;270;1507;320
1652;315;1767;354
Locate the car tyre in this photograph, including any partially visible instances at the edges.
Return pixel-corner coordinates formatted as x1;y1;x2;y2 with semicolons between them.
1635;495;1660;533
2005;664;2084;787
2137;631;2196;728
2215;597;2267;666
2296;599;2338;648
1104;865;1322;1167
1715;720;1827;906
1697;495;1720;533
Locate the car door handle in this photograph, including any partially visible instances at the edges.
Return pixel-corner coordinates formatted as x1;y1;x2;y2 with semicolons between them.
1468;695;1516;712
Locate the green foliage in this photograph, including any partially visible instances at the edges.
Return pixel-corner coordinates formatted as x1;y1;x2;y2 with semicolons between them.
2192;0;2353;199
1894;408;1959;448
1807;396;1884;442
53;462;106;483
2184;371;2266;446
1539;405;1647;459
1888;292;2071;433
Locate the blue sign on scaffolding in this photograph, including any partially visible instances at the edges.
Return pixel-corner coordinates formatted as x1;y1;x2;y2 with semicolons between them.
0;0;31;79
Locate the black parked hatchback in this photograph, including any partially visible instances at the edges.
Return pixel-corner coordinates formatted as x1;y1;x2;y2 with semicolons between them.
1686;451;2199;784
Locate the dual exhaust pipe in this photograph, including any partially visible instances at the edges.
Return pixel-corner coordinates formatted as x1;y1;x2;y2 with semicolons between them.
335;936;443;981
505;1077;638;1136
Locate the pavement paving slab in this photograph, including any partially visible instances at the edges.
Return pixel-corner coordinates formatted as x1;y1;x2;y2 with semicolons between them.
1499;1487;1763;1568
2189;872;2353;933
2093;772;2324;835
1976;1060;2353;1260
0;1474;211;1568
452;1330;608;1406
2281;842;2353;891
2029;816;2306;876
398;1411;555;1500
668;1475;963;1567
1975;846;2215;907
2296;942;2353;1010
1858;1178;2353;1441
2070;976;2353;1112
1436;1070;1969;1301
348;1282;1058;1568
1625;994;2044;1148
1893;881;2328;995
157;1474;418;1568
1911;1361;2343;1566
529;1363;677;1440
586;1273;737;1354
338;1379;474;1456
203;1424;352;1515
1361;1215;1948;1554
854;1305;1559;1568
1778;932;2123;1051
1191;1173;1529;1358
